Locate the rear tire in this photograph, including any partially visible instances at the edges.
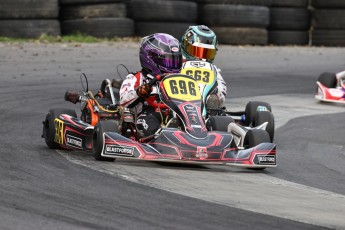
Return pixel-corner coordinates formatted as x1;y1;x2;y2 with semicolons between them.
253;111;275;142
244;101;272;126
43;108;77;149
318;72;337;88
93;120;118;161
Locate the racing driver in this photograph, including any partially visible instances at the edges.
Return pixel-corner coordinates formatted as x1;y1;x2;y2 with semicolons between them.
119;33;183;139
181;25;227;110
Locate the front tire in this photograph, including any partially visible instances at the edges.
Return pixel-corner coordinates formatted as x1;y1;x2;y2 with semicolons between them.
253;111;275;142
92;120;118;161
207;116;234;132
318;72;336;88
243;129;270;148
43;108;77;149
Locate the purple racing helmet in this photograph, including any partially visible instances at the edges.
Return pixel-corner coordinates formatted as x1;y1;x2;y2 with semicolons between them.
139;33;182;76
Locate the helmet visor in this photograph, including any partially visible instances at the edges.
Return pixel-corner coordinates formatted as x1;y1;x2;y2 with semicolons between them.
185;42;216;61
155;53;182;70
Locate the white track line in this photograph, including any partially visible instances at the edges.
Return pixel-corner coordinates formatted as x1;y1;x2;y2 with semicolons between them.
57;94;345;229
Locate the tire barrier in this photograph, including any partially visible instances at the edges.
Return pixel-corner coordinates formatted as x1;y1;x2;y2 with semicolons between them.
268;6;310;45
60;0;134;37
0;0;59;19
1;0;345;46
199;4;269;45
62;18;135;38
128;0;197;39
311;0;345;8
0;20;61;38
60;3;127;20
311;0;345;46
212;27;268;45
0;0;60;38
60;0;124;4
269;31;309;45
271;0;308;8
135;22;192;39
194;0;273;6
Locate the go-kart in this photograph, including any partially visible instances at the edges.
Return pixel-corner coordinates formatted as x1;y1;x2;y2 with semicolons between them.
181;60;275;143
316;70;345;104
92;73;276;168
42;74;122;151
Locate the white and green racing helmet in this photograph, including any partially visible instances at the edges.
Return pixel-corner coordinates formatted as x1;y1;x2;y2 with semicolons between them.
181;25;218;63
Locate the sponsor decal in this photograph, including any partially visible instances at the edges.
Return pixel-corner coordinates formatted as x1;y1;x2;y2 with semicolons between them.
137;118;148;130
196;147;208;160
256;106;268;112
191;114;198;124
329;89;344;98
171;47;179;52
66;134;83;149
54;118;64;145
257;155;276;164
121;82;131;89
190;62;206;68
105;145;134;156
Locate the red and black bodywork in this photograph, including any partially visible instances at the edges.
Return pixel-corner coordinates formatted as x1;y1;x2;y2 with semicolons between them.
53;114;94;151
95;74;277;168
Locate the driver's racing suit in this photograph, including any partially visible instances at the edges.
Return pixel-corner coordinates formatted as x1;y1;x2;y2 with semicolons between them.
120;71;166;138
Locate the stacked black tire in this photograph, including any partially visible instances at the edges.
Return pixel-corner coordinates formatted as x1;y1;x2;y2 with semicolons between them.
311;0;345;46
127;0;197;39
60;0;134;38
197;0;272;45
268;0;310;45
0;0;60;38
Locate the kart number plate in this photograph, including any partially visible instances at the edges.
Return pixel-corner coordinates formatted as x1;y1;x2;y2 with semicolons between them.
163;76;201;101
258;155;276;164
181;68;215;86
54;118;64;145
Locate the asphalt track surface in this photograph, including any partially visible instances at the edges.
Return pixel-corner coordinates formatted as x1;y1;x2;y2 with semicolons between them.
1;43;345;229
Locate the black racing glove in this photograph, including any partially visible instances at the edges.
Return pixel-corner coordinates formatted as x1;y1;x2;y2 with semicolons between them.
136;84;152;98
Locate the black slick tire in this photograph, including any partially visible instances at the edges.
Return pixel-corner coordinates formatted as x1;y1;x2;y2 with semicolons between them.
318;72;337;88
244;101;272;126
207;116;235;132
243;129;270;170
243;129;270;148
253;111;275;142
93;120;118;161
